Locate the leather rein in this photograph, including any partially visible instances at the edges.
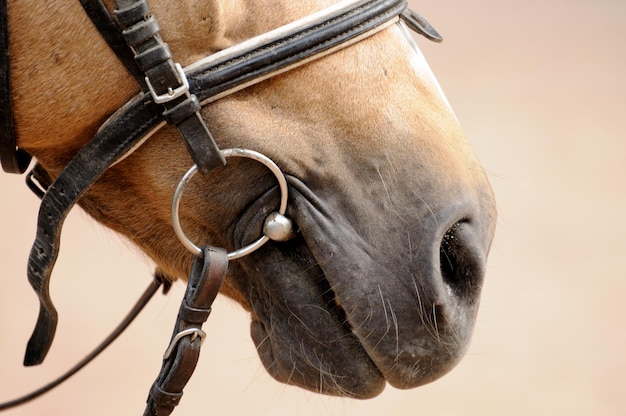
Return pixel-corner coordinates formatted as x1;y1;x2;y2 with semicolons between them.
0;0;441;414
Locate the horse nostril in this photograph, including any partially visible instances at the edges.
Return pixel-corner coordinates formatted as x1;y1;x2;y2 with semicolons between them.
439;220;484;301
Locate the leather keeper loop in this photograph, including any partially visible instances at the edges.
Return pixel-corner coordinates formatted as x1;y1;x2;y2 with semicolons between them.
135;44;173;72
123;16;160;47
114;0;151;28
179;301;212;324
149;384;183;407
163;95;202;126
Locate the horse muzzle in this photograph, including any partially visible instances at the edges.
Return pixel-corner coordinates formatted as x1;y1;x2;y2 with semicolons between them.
227;175;495;398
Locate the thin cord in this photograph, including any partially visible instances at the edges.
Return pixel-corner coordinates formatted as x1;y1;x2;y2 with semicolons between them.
0;277;163;411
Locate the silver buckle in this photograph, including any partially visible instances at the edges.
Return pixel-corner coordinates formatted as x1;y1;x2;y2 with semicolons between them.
146;63;190;104
162;328;207;360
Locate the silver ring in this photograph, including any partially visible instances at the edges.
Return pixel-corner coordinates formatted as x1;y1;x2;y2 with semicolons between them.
172;148;289;260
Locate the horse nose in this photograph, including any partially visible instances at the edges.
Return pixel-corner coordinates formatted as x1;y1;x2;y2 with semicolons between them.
377;205;496;389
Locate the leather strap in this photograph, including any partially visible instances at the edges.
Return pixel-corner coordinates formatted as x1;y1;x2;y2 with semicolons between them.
191;0;409;102
400;9;442;42
0;0;31;173
144;247;228;416
112;0;225;174
24;94;163;366
78;0;147;88
68;0;413;179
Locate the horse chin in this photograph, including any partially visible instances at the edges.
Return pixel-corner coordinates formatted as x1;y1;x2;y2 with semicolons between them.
228;177;479;397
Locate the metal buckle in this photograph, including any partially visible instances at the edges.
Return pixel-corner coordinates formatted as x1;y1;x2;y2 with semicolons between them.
162;328;207;360
145;62;190;104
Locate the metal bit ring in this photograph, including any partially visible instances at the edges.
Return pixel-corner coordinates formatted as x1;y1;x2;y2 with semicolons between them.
172;148;290;260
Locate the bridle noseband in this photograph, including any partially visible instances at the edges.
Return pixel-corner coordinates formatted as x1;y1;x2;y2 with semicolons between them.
0;0;441;413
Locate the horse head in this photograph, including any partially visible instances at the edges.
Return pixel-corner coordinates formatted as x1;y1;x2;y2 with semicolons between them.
7;0;496;398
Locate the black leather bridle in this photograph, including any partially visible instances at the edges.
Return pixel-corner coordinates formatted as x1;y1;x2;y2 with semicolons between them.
0;0;442;414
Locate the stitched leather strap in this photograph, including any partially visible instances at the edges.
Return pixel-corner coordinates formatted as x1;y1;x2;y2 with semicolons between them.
144;247;228;416
191;0;408;102
23;95;163;365
65;0;413;182
78;0;147;87
112;0;225;174
0;0;31;173
400;9;442;42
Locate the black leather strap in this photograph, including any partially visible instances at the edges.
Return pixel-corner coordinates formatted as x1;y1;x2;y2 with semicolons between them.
78;0;147;88
0;0;31;174
144;247;228;416
24;94;163;365
400;9;443;42
68;0;414;181
192;0;409;101
112;0;225;174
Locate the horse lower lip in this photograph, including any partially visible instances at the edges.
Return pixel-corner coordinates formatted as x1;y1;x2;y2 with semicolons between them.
249;303;386;398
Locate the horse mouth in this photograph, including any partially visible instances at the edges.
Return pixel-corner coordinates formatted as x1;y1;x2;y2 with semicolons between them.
228;176;484;398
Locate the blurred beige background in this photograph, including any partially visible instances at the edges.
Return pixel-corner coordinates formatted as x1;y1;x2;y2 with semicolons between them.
1;0;624;414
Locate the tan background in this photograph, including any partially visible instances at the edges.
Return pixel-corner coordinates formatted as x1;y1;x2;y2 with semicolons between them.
1;0;624;414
